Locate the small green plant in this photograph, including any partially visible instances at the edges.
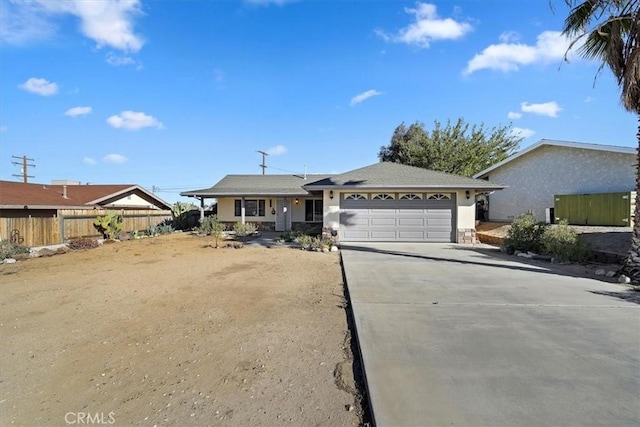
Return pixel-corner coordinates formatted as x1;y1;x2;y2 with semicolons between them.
198;215;221;235
0;240;30;260
146;224;159;237
93;211;124;240
210;221;226;248
233;222;257;238
68;237;99;250
157;223;174;235
504;211;547;254
542;220;592;262
130;230;139;239
278;230;303;242
295;234;313;250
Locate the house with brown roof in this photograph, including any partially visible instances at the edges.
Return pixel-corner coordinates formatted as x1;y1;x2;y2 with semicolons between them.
0;180;172;246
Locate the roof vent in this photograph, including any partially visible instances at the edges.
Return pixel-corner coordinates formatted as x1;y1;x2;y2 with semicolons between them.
62;185;68;199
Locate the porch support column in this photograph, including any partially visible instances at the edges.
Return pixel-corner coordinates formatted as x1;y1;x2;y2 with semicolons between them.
241;197;246;224
199;197;205;223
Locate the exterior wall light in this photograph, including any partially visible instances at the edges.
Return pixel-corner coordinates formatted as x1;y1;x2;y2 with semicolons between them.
329;190;334;200
465;190;471;199
294;198;299;204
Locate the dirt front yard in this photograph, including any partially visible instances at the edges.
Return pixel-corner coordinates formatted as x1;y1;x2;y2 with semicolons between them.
0;233;363;426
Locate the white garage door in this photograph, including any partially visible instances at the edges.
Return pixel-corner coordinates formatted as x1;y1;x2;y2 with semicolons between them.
339;192;455;242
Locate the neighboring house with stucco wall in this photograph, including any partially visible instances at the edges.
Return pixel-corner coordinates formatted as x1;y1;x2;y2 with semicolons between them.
473;139;635;222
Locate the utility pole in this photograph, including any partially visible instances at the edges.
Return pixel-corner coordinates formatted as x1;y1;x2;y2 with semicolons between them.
11;155;35;183
257;150;269;175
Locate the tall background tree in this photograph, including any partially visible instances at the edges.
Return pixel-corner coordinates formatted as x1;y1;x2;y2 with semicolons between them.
378;118;521;177
560;0;639;283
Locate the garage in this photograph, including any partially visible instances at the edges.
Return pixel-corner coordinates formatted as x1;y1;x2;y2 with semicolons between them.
339;192;455;242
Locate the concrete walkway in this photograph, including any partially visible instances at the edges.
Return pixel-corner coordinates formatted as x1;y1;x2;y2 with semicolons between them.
341;243;640;427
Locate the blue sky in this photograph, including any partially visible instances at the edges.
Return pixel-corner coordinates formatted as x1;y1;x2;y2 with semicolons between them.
0;0;636;203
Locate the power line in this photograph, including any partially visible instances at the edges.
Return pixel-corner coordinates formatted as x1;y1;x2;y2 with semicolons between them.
11;155;35;183
257;150;269;175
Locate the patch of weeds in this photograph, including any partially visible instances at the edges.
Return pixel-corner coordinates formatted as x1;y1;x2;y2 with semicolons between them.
68;237;100;250
0;240;30;260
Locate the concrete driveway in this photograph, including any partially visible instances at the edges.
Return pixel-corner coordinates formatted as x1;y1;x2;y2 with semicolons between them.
341;243;640;427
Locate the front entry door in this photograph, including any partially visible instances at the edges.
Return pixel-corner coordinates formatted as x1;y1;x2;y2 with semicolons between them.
275;198;292;231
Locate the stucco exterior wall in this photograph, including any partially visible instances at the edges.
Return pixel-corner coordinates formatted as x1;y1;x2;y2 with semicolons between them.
216;196;320;224
455;190;476;230
107;192;163;209
485;146;635;222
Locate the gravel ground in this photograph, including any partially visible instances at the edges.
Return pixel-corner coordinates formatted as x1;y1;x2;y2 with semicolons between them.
0;233;364;426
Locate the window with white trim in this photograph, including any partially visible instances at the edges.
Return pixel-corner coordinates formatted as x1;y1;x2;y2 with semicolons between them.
305;199;323;222
345;193;368;200
427;193;451;200
372;193;395;200
234;199;266;216
399;193;422;200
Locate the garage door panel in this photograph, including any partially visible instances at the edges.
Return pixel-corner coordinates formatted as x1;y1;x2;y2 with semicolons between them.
398;231;428;239
340;195;455;242
397;217;426;226
427;218;452;226
342;230;371;240
370;217;397;226
370;231;397;239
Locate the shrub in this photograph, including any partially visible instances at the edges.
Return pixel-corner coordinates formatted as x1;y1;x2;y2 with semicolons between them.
233;222;257;238
93;211;123;240
68;237;99;250
146;224;159;237
542;220;592;262
0;240;30;260
157;223;174;235
198;215;220;235
295;234;313;250
504;211;548;254
210;221;226;248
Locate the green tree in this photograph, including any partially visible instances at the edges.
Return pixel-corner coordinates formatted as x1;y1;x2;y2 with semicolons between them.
378;118;521;177
560;0;639;283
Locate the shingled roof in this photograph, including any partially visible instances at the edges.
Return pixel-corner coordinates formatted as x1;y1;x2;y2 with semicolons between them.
181;174;334;197
0;180;171;209
303;162;505;190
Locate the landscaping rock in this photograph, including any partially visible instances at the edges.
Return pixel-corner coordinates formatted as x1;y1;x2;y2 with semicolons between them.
3;258;16;264
595;269;606;276
618;275;631;284
38;248;56;257
13;253;31;261
605;271;617;278
516;252;533;259
330;246;339;252
322;248;330;253
56;247;69;255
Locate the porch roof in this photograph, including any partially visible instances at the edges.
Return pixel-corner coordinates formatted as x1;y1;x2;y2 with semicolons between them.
180;174;334;198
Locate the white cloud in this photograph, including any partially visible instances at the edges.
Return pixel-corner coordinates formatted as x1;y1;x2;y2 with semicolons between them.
18;77;58;96
521;101;562;118
65;106;92;117
584;96;594;103
107;111;164;131
507;111;522;120
103;154;128;164
1;0;144;52
266;145;287;156
499;31;520;43
465;31;573;74
376;2;472;48
510;127;536;139
350;89;383;106
83;157;97;165
105;52;141;68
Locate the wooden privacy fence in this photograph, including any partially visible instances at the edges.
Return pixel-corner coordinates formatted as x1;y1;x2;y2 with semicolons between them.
554;192;635;227
0;209;172;247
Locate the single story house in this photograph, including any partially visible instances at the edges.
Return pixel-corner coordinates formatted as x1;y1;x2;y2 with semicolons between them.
473;139;636;223
0;180;172;246
181;162;505;243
